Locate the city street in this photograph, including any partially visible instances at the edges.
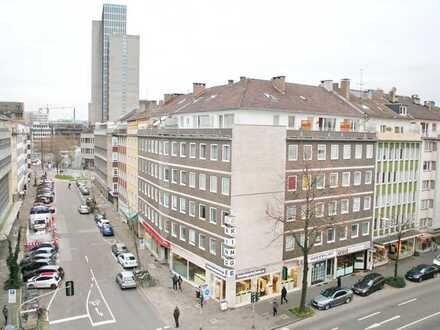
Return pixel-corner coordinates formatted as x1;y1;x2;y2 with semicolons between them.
46;179;164;330
285;277;440;330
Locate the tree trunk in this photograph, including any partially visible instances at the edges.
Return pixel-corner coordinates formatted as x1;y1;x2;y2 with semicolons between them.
394;236;401;278
299;250;309;312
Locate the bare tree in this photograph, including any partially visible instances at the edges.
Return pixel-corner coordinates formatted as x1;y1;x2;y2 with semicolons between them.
391;217;413;279
38;135;78;172
267;164;343;313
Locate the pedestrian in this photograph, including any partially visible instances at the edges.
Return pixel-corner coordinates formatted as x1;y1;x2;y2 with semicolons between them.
200;292;204;308
173;306;180;328
2;305;7;325
281;285;288;304
177;275;183;292
272;300;278;317
172;274;178;290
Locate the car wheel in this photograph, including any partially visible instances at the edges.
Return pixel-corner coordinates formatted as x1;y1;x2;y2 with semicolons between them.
28;284;35;289
345;297;352;304
418;277;423;283
324;304;330;310
50;284;56;289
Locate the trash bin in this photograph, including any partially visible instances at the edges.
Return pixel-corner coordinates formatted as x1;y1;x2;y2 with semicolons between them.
220;299;228;311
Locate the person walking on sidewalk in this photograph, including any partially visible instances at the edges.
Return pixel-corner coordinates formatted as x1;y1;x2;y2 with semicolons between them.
177;275;183;292
272;300;278;317
280;285;288;304
2;305;7;325
173;306;180;328
172;274;178;290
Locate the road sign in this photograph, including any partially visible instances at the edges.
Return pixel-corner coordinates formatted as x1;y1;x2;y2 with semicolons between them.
8;289;16;303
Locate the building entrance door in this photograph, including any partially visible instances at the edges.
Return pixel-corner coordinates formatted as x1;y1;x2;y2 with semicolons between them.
311;261;326;284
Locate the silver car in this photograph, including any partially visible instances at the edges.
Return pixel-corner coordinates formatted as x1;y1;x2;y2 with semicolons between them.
311;287;353;310
116;271;137;289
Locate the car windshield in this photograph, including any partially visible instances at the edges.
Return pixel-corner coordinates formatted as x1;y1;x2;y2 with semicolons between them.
31;209;50;214
321;288;337;297
414;265;426;272
125;275;135;281
34;220;46;224
128;256;135;260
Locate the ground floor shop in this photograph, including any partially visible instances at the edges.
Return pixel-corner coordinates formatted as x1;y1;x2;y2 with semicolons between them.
415;233;436;253
373;233;418;267
140;218;170;263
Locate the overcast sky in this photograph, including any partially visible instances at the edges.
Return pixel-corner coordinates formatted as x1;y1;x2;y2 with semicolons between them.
1;0;439;120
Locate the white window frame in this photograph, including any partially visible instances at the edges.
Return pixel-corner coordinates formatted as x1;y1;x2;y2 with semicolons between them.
363;196;371;210
366;144;373;159
287;144;298;161
317;144;326;160
209;238;217;255
199;173;206;190
355;144;362;159
315;203;324;218
198;234;206;250
189;172;196;188
327;228;335;243
189;201;196;217
362;222;370;236
286;205;296;222
303;145;313;161
341;199;349;214
353;171;361;186
285;235;295;251
180;226;186;241
222;145;231;162
331;144;339;160
342;172;351;187
351;223;359;238
328;201;337;216
180;142;187;158
210;175;218;193
365;170;372;185
315;231;323;246
316;174;325;189
199;204;207;220
189;229;196;246
179;197;186;214
210;144;218;161
171;141;178;156
330;173;338;188
221;177;230;196
340;226;348;241
189;143;196;158
199;143;207;160
209;207;217;224
353;197;360;212
343;144;351;160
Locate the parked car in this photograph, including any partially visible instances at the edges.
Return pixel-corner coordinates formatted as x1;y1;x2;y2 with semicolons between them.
21;260;56;272
117;253;138;269
352;273;385;296
36;193;53;203
97;219;110;228
311;287;354;310
22;265;63;282
78;204;91;214
32;219;48;231
405;264;440;282
95;213;106;223
28;242;58;252
433;255;440;266
115;271;137;289
80;186;90;195
101;224;114;236
25;248;57;259
26;272;61;289
111;243;129;257
34;196;52;204
21;254;56;265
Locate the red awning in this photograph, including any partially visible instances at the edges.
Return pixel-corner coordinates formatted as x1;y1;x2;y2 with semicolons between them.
141;219;171;248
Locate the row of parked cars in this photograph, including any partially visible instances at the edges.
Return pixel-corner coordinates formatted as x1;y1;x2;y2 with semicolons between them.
311;259;440;310
111;243;138;289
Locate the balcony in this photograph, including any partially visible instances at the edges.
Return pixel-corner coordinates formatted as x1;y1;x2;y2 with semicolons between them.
224;215;235;226
223;247;236;258
224;238;236;247
224;226;237;236
224;258;235;267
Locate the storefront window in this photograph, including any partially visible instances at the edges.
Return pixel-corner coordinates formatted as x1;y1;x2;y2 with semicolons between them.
172;254;188;279
283;267;300;290
336;255;353;277
257;275;270;297
214;279;226;300
236;280;251;305
272;273;281;294
188;262;205;285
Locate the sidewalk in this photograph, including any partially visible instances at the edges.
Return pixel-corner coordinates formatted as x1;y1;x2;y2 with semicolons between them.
90;182;438;329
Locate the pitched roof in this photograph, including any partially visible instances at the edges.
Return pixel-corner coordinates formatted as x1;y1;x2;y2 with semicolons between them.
118;108;138;122
395;95;440;121
154;78;364;118
348;94;406;120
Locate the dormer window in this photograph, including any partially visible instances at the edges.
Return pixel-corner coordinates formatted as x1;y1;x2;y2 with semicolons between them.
399;105;407;116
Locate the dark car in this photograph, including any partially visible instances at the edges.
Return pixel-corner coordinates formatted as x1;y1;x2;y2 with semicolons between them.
29;242;58;252
352;273;385;296
34;196;52;204
36;194;53;203
21;260;56;272
405;264;440;282
111;243;128;256
20;255;56;266
101;224;114;236
311;287;354;310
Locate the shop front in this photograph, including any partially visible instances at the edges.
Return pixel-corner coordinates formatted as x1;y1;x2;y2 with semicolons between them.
388;238;415;260
415;233;434;253
373;231;419;266
281;262;301;291
141;218;170;262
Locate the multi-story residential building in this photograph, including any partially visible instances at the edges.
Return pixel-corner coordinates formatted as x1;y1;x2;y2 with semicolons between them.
0;102;24;120
0;116;12;241
90;4;139;124
137;76;377;307
80;129;95;169
10;122;29;197
115;123;128;220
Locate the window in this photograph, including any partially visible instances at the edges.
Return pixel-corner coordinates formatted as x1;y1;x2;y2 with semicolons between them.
303;145;312;160
355;144;363;159
189;229;196;245
209;238;217;255
171;169;178;183
342;172;350;187
302;174;312;190
209;207;217;224
286;205;296;221
287;144;298;161
210;144;218;160
362;222;370;236
288;115;295;128
163;192;170;208
172;195;178;210
180;142;187;157
316;174;325;189
285;235;295;251
222;145;231;162
171;223;177;237
421;199;434;209
353;197;360;212
341;199;349;214
221;177;230;195
189;143;196;158
199;204;207;220
315;203;324;217
180;170;187;186
330;173;338;188
163;141;169;155
365;170;372;185
339;226;348;240
363;196;371;210
199;144;207;159
327;228;335;243
189;201;196;217
343;145;351;159
351;224;359;238
315;232;323;246
199;174;206;190
287;176;297;191
331;145;339;160
317;145;326;160
328;201;337;216
353;171;361;186
171;142;178;156
199;234;206;250
189;172;196;188
179;198;186;214
301;205;307;220
210;176;218;193
180;226;187;241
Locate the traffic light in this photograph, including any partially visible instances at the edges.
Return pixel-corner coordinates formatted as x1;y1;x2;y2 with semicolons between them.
282;266;288;280
65;281;74;296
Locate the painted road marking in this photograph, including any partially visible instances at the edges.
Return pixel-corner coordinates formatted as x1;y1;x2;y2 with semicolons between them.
397;298;417;306
85;255;89;263
395;311;440;330
358;312;381;321
47;286;60;311
330;328;339;330
365;315;400;329
49;314;89;325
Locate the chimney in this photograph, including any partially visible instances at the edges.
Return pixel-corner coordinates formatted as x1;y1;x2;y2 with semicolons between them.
228;79;234;85
424;100;435;110
193;82;206;97
271;76;286;94
389;87;397;103
411;94;421;105
340;78;350;100
320;80;333;92
332;82;339;91
240;76;246;81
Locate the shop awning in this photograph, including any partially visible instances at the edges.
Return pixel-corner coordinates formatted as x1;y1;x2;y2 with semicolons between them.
140;219;171;248
373;229;421;247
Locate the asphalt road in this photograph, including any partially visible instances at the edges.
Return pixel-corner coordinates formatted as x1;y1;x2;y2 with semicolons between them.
286;276;440;330
46;179;164;330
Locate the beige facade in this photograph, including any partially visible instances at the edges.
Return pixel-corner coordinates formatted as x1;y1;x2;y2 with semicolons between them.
126;120;138;219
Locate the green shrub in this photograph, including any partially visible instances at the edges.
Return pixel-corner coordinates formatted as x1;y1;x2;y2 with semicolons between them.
289;306;315;318
55;175;74;181
385;276;406;288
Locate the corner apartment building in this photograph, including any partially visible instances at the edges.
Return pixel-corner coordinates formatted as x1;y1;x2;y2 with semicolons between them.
137;76;377;307
80;129;95;169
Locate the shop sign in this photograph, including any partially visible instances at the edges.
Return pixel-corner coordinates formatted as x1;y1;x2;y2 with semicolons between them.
236;268;266;280
337;241;371;256
308;250;336;263
205;263;226;279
